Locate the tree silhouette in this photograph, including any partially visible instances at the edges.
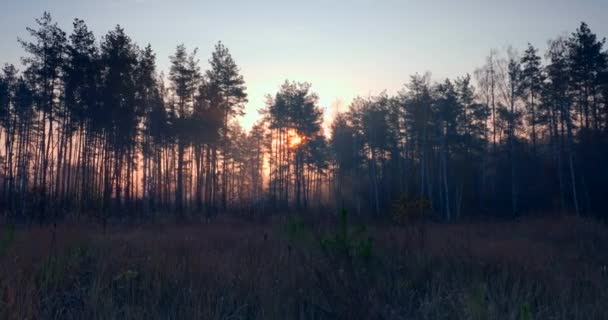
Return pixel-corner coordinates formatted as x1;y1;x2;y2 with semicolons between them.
205;42;247;211
19;12;66;223
169;44;201;215
1;14;608;222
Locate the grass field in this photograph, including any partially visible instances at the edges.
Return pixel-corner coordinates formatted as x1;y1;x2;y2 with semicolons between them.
1;214;607;319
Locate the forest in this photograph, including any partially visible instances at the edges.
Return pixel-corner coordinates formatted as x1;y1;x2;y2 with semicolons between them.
1;12;608;320
1;13;608;223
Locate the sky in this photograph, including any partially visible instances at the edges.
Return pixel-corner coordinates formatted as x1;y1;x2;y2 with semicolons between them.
1;0;608;130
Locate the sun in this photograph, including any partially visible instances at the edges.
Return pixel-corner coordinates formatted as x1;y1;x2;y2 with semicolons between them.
289;132;303;149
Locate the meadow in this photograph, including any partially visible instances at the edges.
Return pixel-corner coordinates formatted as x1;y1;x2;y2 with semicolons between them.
1;214;607;319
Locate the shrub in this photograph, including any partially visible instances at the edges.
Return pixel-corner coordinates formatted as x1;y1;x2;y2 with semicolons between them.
392;195;432;225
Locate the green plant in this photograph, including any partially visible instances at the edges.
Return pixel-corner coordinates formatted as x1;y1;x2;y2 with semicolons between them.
520;303;534;320
465;282;489;320
285;215;313;245
0;224;15;258
319;209;373;262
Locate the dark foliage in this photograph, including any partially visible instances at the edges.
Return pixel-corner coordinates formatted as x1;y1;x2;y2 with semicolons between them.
0;14;608;223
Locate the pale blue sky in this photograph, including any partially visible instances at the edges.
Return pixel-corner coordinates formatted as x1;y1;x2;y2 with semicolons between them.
1;0;607;129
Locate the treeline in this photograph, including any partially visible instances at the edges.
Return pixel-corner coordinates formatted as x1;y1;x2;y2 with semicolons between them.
1;13;607;222
332;25;608;220
0;13;252;222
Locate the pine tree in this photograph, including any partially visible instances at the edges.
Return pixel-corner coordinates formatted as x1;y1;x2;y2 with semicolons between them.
521;44;544;154
169;44;201;215
100;25;139;217
19;12;67;222
205;42;247;212
62;19;99;213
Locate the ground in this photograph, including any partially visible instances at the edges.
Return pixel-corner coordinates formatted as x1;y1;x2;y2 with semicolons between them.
1;214;607;319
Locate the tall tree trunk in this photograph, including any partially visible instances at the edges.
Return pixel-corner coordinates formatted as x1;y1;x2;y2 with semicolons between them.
565;102;580;215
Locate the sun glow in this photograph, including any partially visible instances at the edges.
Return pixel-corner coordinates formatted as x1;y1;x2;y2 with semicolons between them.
288;132;304;149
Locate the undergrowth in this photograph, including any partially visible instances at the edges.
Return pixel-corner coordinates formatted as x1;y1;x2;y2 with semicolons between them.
0;214;606;319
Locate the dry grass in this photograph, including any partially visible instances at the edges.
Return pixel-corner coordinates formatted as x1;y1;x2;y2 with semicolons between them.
0;215;607;319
